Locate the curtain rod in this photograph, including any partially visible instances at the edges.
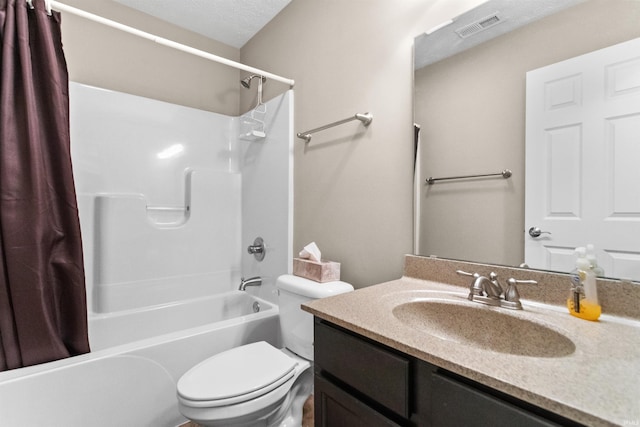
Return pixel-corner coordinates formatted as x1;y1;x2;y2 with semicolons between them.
48;1;295;88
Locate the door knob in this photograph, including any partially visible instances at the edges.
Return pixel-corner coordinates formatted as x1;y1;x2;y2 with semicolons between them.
528;227;551;238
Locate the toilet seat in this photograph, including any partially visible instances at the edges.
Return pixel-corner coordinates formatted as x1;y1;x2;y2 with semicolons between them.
177;341;298;408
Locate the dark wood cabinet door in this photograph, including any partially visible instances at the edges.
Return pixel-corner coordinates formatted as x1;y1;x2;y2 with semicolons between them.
315;375;402;427
430;373;562;427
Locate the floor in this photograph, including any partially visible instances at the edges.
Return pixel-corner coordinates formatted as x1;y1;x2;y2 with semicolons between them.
178;394;314;427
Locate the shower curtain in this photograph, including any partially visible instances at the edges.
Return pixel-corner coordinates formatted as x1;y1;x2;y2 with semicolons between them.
0;0;89;370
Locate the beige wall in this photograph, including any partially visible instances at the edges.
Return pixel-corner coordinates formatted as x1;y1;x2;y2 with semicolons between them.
242;0;485;287
415;0;640;267
59;0;486;289
60;0;241;115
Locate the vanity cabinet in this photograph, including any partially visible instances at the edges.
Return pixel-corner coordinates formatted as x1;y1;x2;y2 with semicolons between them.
313;319;584;427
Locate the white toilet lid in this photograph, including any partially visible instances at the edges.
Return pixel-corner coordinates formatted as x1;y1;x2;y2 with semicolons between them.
177;341;297;404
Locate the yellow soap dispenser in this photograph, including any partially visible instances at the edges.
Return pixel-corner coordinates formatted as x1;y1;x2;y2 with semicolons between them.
567;247;601;321
586;244;605;277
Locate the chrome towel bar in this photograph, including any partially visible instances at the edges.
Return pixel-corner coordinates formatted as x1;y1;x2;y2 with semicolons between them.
297;112;372;142
426;169;512;185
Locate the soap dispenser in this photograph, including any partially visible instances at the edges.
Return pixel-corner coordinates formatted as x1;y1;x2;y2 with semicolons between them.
567;247;601;321
586;244;605;277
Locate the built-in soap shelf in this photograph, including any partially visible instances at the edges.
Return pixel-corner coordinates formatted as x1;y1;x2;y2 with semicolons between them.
146;205;190;227
94;195;190;229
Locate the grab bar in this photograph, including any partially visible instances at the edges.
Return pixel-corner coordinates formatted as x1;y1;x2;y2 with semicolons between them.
297;112;372;142
426;169;512;185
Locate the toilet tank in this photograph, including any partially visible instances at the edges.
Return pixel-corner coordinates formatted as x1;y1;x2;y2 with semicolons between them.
277;274;353;360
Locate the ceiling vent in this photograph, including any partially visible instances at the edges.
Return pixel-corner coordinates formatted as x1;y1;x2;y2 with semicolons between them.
455;12;503;39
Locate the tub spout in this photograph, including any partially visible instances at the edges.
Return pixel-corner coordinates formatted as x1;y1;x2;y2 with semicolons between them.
239;276;262;291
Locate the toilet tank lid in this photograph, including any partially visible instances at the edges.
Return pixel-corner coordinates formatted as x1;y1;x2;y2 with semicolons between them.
277;274;354;298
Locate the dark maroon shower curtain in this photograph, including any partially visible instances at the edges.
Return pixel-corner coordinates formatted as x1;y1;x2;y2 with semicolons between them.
0;0;89;370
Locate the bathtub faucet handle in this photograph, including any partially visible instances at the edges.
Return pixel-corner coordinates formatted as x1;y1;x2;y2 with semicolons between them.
247;237;265;261
239;276;262;291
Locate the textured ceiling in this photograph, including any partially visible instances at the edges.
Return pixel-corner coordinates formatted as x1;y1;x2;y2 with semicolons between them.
113;0;292;48
415;0;586;69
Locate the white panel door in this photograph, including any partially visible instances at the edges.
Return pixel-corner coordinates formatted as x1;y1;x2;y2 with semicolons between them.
525;37;640;279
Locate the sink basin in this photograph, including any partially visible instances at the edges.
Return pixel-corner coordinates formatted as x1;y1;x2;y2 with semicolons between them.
393;300;575;358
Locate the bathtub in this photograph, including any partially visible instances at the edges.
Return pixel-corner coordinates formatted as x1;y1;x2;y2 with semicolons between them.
0;291;279;427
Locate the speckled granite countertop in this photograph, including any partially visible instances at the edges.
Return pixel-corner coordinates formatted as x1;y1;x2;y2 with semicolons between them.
302;256;640;427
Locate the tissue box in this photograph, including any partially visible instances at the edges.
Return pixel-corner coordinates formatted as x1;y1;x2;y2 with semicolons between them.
293;258;341;283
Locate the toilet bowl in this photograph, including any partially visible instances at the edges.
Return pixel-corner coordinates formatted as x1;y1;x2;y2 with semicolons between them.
177;342;310;426
176;275;353;427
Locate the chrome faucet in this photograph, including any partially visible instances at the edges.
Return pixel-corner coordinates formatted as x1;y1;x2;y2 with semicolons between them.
239;276;262;291
456;270;536;310
474;273;503;299
458;271;502;306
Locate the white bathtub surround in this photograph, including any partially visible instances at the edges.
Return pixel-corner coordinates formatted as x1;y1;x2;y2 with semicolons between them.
0;83;293;426
70;83;293;313
240;92;295;303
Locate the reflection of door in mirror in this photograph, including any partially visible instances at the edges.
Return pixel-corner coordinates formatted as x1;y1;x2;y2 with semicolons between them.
525;37;640;279
414;0;640;280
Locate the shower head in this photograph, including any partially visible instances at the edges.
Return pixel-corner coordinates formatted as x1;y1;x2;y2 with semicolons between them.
241;75;266;89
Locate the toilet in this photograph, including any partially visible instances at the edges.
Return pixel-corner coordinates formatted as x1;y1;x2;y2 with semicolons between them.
176;274;354;427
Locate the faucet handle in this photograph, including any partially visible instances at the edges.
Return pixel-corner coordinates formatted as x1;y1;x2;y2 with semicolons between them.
247;237;265;261
503;278;538;309
456;270;475;277
507;278;538;288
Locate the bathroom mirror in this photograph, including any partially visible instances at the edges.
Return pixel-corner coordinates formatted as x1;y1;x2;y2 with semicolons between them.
413;0;640;281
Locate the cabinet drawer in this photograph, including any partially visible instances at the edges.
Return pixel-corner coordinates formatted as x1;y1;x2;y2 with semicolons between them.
314;320;410;418
431;372;562;427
